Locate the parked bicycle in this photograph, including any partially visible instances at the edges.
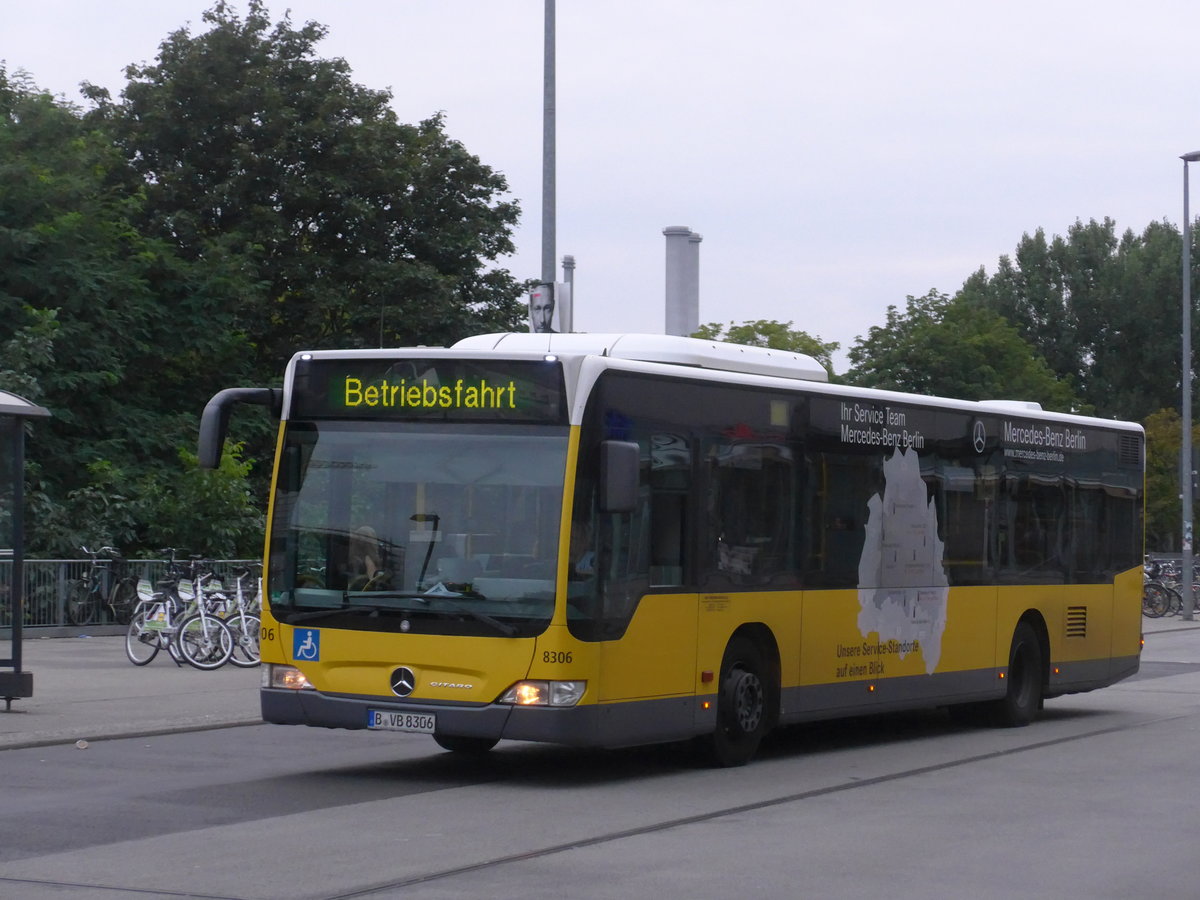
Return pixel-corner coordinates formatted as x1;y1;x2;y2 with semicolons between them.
167;558;261;668
1143;557;1200;618
215;564;262;668
66;546;138;626
124;549;233;669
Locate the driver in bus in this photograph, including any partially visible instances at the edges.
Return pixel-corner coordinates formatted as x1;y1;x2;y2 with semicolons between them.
348;525;383;590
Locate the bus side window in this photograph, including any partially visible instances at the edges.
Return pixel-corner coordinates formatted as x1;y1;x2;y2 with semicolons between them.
705;438;796;586
649;432;690;586
805;450;876;588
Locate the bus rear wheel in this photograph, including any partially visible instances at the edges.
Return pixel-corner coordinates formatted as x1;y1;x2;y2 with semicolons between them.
988;621;1043;727
708;635;771;767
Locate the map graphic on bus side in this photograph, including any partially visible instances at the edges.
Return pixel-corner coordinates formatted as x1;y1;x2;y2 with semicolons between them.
856;447;948;674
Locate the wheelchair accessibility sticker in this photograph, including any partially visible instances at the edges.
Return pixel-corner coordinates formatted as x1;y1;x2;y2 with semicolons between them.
293;628;320;661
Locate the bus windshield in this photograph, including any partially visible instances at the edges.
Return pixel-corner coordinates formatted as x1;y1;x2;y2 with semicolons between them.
267;421;568;638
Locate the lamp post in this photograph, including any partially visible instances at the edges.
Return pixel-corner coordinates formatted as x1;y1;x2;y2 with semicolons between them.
541;0;556;286
1182;150;1200;620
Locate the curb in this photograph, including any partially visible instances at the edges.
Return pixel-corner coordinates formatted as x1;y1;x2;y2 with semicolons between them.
0;716;262;752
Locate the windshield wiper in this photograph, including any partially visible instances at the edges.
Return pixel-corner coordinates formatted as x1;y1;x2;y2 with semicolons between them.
282;605;380;624
364;590;517;637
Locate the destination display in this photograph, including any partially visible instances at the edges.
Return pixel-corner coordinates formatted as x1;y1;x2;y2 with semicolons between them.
290;357;566;423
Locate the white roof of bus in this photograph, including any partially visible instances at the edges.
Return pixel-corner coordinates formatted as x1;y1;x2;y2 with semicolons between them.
288;334;1142;433
453;332;830;382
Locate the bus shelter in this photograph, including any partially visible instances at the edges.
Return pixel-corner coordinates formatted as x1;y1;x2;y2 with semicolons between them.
0;390;50;710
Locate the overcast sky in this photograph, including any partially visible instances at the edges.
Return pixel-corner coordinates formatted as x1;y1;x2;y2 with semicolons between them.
6;1;1199;371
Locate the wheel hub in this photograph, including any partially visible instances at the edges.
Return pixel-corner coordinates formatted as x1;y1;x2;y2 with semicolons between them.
730;669;764;733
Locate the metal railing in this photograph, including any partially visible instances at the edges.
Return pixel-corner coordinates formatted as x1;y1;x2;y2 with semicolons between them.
0;558;260;629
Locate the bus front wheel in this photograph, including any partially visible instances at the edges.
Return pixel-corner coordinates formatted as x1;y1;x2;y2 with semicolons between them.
708;635;770;767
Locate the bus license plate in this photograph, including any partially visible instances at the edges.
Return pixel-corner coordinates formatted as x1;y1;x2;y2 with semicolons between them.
367;710;436;734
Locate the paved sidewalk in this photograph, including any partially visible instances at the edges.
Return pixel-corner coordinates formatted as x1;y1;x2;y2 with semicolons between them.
0;634;261;750
2;616;1199;752
1142;614;1200;636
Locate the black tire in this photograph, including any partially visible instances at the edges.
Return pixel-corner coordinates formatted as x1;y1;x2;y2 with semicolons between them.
707;635;772;767
1166;587;1183;616
225;613;261;668
433;734;499;755
176;615;233;670
125;609;161;666
164;597;187;665
66;579;95;626
108;578;138;625
988;621;1043;727
1142;582;1170;618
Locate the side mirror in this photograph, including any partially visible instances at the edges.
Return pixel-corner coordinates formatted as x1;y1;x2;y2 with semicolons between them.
600;440;639;513
198;387;280;468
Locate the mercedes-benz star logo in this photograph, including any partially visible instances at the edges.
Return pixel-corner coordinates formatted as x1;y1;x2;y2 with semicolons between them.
390;666;416;698
973;420;987;454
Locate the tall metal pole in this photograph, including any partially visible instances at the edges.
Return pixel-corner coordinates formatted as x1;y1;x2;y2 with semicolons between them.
1182;151;1200;619
562;254;575;332
541;0;556;286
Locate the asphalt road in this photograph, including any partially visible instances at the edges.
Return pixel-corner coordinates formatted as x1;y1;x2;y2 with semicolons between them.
1;622;1198;899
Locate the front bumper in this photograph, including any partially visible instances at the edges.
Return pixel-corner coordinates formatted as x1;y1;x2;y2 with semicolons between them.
261;687;697;748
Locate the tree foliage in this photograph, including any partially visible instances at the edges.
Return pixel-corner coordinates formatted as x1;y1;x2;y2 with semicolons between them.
82;0;526;376
844;289;1081;411
0;3;529;556
693;319;839;376
1142;408;1192;551
958;218;1190;421
0;66;257;553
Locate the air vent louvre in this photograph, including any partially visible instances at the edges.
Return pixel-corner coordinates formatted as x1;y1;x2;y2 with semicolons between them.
1118;434;1142;467
1066;605;1087;639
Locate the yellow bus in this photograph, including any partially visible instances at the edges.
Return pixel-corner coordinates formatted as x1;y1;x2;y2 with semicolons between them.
199;333;1144;766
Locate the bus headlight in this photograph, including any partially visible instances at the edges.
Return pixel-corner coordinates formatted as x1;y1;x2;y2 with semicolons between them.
263;664;313;691
498;680;586;707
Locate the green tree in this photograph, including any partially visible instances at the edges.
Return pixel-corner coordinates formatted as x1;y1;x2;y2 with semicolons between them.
844;289;1081;411
3;2;534;556
83;0;527;382
137;443;265;557
0;67;259;555
693;319;839;376
1143;408;1198;551
0;306;58;404
959;218;1190;420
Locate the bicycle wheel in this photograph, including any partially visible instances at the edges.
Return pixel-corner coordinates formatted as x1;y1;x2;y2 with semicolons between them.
125;608;161;665
162;596;186;664
1143;582;1171;618
66;579;96;626
108;578;138;625
1167;587;1183;616
176;614;233;670
225;613;261;668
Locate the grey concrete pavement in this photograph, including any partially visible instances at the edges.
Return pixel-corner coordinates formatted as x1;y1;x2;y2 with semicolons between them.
0;633;261;750
2;615;1198;752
